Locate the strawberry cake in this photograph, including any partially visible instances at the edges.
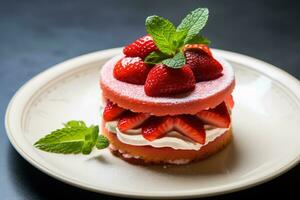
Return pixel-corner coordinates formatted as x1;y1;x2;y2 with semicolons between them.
100;8;235;165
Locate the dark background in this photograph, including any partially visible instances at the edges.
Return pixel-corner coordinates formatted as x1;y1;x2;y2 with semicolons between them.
0;0;299;199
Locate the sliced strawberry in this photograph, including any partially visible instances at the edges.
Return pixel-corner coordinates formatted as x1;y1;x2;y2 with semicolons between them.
144;64;195;97
118;112;150;132
225;95;234;109
183;44;212;57
174;115;206;144
184;49;223;82
113;57;151;85
103;100;126;121
142;117;174;141
123;35;158;59
196;102;231;128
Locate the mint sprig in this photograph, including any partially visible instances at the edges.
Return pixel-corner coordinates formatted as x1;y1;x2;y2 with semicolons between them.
186;35;211;45
96;135;110;150
145;7;210;68
146;15;177;55
34;121;109;155
171;29;188;49
162;51;186;68
177;8;209;44
144;51;171;65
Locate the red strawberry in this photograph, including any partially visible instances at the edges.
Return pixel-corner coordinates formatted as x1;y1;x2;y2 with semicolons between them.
118;112;150;132
185;49;223;82
174;115;206;144
225;95;234;109
103;100;126;121
142;117;174;141
113;57;150;85
196;102;230;128
183;44;212;57
123;35;158;59
144;64;196;97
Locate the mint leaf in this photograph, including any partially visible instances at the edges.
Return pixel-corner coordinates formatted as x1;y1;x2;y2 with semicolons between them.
96;135;110;150
177;8;209;44
34;121;101;154
82;125;99;154
162;51;186;68
144;51;171;65
185;35;211;45
64;120;87;128
171;30;188;49
146;15;177;55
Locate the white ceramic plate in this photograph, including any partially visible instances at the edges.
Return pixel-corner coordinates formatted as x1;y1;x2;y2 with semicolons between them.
5;48;300;199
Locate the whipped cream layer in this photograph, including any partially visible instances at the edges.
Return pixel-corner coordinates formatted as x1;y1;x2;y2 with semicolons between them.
105;121;229;150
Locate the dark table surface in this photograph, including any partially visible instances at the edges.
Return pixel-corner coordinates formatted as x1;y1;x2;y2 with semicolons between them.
1;0;299;199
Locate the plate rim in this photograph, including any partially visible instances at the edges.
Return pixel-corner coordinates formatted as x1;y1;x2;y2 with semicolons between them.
5;48;300;199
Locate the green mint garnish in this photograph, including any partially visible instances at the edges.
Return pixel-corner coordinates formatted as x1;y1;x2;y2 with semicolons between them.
146;15;177;55
34;120;109;155
96;135;110;150
162;51;186;68
177;8;209;44
171;29;188;49
144;51;171;65
144;7;210;68
186;35;211;45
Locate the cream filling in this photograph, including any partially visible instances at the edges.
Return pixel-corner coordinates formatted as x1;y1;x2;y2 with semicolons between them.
105;121;229;150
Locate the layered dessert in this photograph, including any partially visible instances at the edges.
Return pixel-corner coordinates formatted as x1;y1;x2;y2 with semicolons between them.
100;8;235;165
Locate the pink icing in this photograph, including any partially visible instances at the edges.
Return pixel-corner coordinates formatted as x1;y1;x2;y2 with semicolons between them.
100;54;235;115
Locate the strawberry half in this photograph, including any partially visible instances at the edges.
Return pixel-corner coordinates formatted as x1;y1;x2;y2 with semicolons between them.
142;117;174;141
144;64;196;97
185;49;223;82
103;100;126;121
196;102;230;128
183;44;212;57
117;112;150;132
113;57;150;85
174;115;206;144
225;95;234;109
123;35;158;59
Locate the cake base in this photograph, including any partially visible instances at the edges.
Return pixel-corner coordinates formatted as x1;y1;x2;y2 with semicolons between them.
103;127;232;165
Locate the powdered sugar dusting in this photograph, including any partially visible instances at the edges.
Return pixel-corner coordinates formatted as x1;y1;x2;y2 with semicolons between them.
101;54;234;104
100;53;235;115
121;57;141;66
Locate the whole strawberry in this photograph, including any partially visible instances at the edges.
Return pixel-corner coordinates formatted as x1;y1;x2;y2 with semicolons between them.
123;35;158;59
185;49;223;82
114;57;150;85
144;64;195;97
